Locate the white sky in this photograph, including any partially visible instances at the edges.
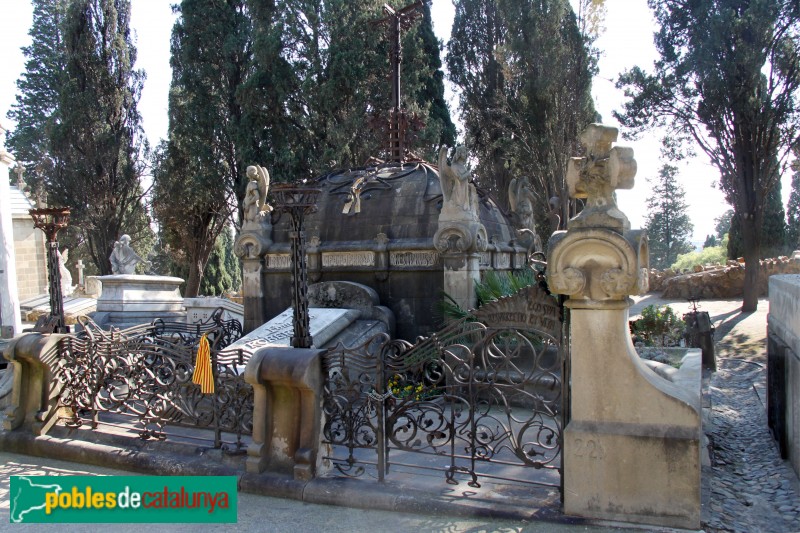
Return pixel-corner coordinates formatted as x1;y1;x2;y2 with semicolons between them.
3;0;787;244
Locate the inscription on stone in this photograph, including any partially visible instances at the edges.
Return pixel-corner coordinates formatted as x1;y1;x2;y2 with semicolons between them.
226;307;356;352
474;285;561;341
479;252;491;267
574;438;605;460
390;251;439;267
267;254;291;269
322;251;375;268
494;253;510;269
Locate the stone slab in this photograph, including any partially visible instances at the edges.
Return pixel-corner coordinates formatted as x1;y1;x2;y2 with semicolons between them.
564;420;700;530
227;308;359;352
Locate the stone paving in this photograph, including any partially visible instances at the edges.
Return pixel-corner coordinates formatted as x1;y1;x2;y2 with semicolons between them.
632;296;800;533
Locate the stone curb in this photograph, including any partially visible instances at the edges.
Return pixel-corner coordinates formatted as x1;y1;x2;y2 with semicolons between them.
0;429;579;526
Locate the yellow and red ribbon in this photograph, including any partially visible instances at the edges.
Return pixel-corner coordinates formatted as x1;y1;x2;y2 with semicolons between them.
192;334;214;394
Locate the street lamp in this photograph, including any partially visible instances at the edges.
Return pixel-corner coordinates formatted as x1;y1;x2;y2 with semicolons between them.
272;184;320;349
29;207;70;333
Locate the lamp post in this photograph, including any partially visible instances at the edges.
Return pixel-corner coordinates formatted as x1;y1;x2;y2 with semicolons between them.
272;184;320;349
29;207;70;333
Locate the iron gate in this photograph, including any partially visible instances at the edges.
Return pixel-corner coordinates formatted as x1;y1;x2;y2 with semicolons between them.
322;284;567;493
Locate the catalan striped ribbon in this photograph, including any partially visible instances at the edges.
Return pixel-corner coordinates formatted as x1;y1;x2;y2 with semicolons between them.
192;334;214;394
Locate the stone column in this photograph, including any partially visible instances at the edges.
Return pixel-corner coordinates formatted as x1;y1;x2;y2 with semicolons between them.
0;123;22;338
547;124;701;529
234;233;270;334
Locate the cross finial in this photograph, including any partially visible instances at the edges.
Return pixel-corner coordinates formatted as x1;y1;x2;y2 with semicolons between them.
565;124;637;231
371;1;427;163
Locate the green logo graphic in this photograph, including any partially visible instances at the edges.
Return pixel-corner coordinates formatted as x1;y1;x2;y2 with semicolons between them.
9;476;237;523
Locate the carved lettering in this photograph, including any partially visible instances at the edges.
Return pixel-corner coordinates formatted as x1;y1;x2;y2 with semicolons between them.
322;252;375;268
574;438;605;459
494;253;510;269
266;254;291;269
479;252;491;266
390;251;439;267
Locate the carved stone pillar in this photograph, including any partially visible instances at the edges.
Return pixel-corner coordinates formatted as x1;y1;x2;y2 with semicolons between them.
434;220;487;311
234;232;270;334
547;124;700;529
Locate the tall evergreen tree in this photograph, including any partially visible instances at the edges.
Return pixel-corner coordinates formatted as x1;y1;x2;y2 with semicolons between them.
788;159;800;252
644;164;694;269
447;0;596;217
47;0;149;274
616;0;800;311
6;0;68;198
728;177;788;259
153;0;251;297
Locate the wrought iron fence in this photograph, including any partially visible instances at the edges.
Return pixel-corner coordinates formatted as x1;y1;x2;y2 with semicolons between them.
54;309;251;450
322;316;564;490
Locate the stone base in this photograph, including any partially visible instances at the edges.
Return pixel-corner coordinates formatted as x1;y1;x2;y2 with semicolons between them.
93;275;185;327
564;420;700;530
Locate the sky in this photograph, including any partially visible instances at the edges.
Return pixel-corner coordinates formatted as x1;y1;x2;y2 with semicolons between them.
2;0;784;244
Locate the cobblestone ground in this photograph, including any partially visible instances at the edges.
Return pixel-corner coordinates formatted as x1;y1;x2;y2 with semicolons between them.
703;356;800;532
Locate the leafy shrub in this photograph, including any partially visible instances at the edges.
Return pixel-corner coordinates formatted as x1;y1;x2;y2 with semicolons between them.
671;234;729;271
630;305;686;347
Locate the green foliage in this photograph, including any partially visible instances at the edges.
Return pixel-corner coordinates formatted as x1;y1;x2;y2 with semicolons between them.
630;305;685;348
8;0;149;274
714;210;733;240
644;164;694;269
152;0;247;297
788;160;800;251
6;0;68;197
728;179;788;259
671;234;729;271
437;268;538;322
615;0;800;311
49;0;150;274
703;235;717;248
447;0;597;213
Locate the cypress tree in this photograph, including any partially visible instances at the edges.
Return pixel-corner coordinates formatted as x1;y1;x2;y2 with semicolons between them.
48;0;149;274
6;0;68;198
787;161;800;252
644;164;694;269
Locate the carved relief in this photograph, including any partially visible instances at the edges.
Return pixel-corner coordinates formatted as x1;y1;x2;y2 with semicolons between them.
600;268;635;297
321;252;375;268
549;267;586;296
234;233;268;259
390;251;439;267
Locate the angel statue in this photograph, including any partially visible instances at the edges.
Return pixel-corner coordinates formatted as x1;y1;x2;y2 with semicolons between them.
509;177;542;254
438;145;478;217
110;235;151;275
58;248;75;297
243;164;272;229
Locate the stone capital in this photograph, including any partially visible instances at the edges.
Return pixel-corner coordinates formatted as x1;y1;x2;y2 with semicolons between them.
547;228;649;302
434;220;488;255
234;231;271;259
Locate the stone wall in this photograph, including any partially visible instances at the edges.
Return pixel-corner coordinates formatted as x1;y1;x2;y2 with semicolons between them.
12;216;48;301
767;274;800;478
647;253;800;299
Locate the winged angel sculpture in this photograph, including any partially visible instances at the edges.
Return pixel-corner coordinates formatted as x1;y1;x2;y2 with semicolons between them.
438;145;478;218
243;165;272;229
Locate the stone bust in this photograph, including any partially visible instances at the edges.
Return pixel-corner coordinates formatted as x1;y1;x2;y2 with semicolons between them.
110;234;150;274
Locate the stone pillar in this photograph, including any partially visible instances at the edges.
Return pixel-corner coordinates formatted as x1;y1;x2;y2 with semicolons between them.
234;232;271;334
0;123;22;338
547;124;701;529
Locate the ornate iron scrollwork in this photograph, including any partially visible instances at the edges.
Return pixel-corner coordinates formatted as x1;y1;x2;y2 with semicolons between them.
55;308;249;448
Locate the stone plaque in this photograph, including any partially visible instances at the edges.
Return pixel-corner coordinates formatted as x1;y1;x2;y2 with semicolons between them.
390;251;439;267
321;251;375;268
479;252;492;267
266;254;291;269
473;285;561;341
494;253;511;269
227;307;359;352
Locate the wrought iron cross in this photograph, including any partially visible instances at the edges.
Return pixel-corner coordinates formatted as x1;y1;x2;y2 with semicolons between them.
373;1;426;162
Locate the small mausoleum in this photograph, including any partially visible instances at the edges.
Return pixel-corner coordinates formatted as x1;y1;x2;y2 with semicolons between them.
235;158;527;341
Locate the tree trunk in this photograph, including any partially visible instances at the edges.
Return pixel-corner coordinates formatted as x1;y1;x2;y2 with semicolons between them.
184;258;204;298
739;215;760;312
